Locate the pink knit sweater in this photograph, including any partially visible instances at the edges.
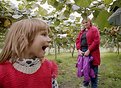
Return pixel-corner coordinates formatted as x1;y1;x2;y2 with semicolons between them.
0;59;58;88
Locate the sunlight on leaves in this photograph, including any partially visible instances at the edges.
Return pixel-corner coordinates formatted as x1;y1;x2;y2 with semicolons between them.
74;0;93;8
38;6;48;16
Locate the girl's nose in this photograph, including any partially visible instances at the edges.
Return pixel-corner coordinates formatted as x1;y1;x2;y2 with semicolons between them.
47;36;51;43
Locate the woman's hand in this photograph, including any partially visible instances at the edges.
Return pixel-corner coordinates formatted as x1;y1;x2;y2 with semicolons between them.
78;50;84;56
84;49;90;56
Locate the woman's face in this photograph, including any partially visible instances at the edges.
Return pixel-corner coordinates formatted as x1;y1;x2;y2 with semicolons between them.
29;29;51;59
82;19;91;29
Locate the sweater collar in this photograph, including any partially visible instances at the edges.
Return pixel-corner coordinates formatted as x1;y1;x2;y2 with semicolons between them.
13;58;41;74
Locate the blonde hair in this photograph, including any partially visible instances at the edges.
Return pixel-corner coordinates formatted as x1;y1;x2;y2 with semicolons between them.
0;18;49;63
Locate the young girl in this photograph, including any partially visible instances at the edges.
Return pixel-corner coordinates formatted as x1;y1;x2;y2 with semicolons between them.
0;18;58;88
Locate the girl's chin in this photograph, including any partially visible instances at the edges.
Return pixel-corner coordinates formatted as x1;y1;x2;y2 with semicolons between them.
35;50;45;58
39;53;45;58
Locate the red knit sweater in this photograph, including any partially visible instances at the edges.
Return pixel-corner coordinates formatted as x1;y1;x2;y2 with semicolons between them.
0;59;58;88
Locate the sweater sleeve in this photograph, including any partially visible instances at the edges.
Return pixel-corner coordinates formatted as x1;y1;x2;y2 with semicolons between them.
76;31;81;50
0;65;4;87
88;27;100;52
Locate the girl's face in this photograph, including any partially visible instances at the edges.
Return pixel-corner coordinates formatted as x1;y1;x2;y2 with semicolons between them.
28;29;51;59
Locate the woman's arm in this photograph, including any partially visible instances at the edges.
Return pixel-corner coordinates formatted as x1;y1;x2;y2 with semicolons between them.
88;28;100;52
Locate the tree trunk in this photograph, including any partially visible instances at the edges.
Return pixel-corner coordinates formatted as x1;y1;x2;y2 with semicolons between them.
58;45;60;54
54;39;57;60
72;44;75;57
117;42;120;54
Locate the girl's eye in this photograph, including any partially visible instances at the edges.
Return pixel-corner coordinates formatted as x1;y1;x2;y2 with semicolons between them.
42;33;47;36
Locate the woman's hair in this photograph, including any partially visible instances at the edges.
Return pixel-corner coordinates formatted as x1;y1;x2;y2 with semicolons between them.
0;18;49;63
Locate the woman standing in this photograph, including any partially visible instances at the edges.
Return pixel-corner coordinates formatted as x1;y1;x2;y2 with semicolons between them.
76;18;100;88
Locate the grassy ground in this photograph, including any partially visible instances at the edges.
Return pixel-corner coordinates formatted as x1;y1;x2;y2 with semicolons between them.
46;52;121;88
99;52;121;88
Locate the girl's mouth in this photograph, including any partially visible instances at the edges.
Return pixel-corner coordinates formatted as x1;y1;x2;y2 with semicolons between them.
42;45;49;51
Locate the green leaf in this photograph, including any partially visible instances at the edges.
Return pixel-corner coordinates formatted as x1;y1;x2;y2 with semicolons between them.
18;4;25;10
95;10;111;30
48;1;64;11
40;0;47;4
75;17;80;22
103;0;113;5
47;0;56;6
26;0;37;2
93;10;100;18
81;12;88;18
26;3;33;9
63;10;70;18
58;0;66;3
56;3;64;11
74;0;93;8
38;6;48;16
54;19;60;26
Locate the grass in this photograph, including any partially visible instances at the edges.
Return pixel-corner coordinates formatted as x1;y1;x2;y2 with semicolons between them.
99;53;121;88
46;52;121;88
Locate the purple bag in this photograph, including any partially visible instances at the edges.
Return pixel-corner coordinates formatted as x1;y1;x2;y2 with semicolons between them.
76;55;95;82
76;55;83;77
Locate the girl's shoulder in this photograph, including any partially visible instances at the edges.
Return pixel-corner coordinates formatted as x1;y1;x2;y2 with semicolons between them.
0;61;12;78
43;58;58;77
43;59;57;67
0;61;12;71
0;61;11;68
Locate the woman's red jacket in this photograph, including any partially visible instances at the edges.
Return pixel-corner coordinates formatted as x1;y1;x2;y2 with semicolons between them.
76;26;100;65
